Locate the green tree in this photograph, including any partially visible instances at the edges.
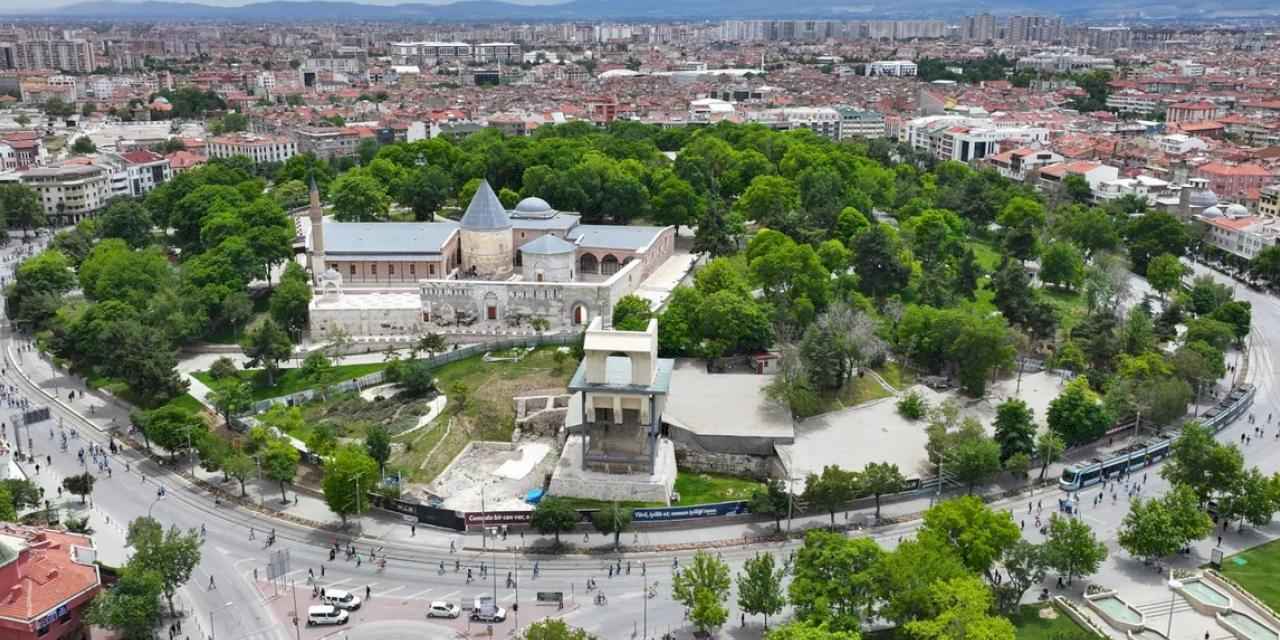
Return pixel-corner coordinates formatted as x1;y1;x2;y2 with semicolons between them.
1220;467;1280;529
788;530;882;632
322;444;380;525
874;538;970;625
1125;212;1188;274
1210;300;1251;343
126;516;203;616
860;462;906;520
240;318;292;386
918;496;1020;579
902;576;1015;640
767;621;862;640
992;540;1047;614
0;183;46;236
672;550;732;634
97;199;154;248
397;165;451;221
329;170;390;221
223;451;255;496
738;552;787;629
1117;484;1211;561
1;479;41;516
993;399;1036;462
270;262;313;337
948;423;1003;494
651;172;704;228
531;496;580;546
139;406;206;464
71;136;98;154
1184;317;1237;351
590;502;633;549
1161;421;1244;504
749;479;792;532
299;351;333;384
524;619;596;640
1046;377;1110;446
803;465;860;526
997;197;1045;262
364;425;391;475
852;224;910;299
1041;514;1107;585
1039;241;1084;290
1250;245;1280;289
207;378;251;427
1145;253;1184;299
86;566;166;640
61;472;97;504
262;437;300;502
611;294;652;331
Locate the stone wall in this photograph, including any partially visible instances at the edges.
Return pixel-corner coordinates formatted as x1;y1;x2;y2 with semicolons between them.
672;438;775;480
514;393;571;438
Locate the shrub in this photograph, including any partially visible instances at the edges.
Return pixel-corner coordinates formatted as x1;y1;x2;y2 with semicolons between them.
897;391;929;420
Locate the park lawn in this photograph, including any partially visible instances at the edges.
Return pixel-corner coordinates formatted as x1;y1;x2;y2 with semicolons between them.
1040;286;1089;333
876;361;916;391
1221;538;1280;611
1009;604;1102;640
546;496;664;510
965;239;1003;272
388;412;451;480
814;371;894;414
192;361;389;401
674;472;764;505
163;393;206;417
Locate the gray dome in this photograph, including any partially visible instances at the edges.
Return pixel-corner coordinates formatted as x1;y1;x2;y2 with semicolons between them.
515;197;552;213
519;234;576;255
1202;205;1223;217
1188;188;1219;209
1224;203;1249;217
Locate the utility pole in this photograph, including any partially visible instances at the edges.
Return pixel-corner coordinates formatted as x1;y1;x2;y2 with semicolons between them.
643;571;648;640
291;580;301;640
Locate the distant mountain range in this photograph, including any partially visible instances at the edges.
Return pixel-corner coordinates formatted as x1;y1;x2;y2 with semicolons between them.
11;0;1280;21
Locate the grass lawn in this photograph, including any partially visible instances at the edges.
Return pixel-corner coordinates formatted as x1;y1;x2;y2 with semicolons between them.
1040;286;1089;334
1009;603;1102;640
547;496;663;510
876;361;916;391
1221;538;1280;611
163;393;206;417
673;472;764;505
813;371;894;414
192;361;389;401
965;239;1003;272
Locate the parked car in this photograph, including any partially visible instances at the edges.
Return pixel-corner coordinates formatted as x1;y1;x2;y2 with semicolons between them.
427;601;460;618
322;589;363;611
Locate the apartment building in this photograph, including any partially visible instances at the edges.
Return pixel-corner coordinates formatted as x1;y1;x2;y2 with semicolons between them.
988;147;1063;182
901;116;1049;164
747;107;842;140
1196;205;1280;261
1006;16;1064;43
0;39;96;73
1095;175;1173;205
293;126;361;160
835;107;886;139
962;14;996;41
1260;185;1280;218
1015;52;1115;73
1195;162;1273;200
19;164;112;224
1106;89;1161;114
1037;161;1120;196
106;150;172;198
1166;101;1219;124
390;41;521;66
207;133;296;164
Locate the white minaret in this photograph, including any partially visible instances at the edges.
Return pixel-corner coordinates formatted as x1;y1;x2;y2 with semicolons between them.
308;176;326;280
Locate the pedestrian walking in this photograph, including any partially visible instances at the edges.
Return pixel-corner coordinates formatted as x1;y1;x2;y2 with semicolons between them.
209;576;216;590
365;585;371;600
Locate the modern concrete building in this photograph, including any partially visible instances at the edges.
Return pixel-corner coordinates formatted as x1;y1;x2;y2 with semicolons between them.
1196;205;1280;261
19;164;112;224
108;149;172;198
835;107;886;139
1;39;96;73
207;133;297;164
866;60;917;77
292;126;361;160
1260;185;1280;218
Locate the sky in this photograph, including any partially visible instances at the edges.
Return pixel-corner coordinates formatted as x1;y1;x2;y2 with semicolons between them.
5;0;568;8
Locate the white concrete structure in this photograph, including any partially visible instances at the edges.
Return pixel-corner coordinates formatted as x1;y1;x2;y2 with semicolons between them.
900;115;1049;163
1196;206;1280;261
20;164;112;225
207;133;297;164
866;60;918;77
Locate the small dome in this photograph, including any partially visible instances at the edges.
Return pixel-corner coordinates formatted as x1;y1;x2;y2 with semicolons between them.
1188;188;1219;209
515;197;552;213
1224;203;1248;217
1202;205;1224;217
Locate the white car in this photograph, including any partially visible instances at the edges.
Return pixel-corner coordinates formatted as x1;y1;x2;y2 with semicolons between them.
322;589;363;611
306;605;348;626
470;604;507;623
427;601;460;618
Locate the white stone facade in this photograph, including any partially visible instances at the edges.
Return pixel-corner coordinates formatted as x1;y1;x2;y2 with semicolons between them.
460;227;513;279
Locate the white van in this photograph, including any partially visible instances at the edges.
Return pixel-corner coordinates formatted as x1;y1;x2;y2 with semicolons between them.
322;589;363;611
306;605;348;626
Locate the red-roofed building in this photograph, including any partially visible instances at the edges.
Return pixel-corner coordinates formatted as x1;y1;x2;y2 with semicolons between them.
113;149;172;197
166;150;206;174
0;525;102;640
1195;162;1274;200
1167;101;1218;124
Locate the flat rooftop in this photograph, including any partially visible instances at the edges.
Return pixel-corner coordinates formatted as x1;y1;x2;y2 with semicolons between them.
663;360;794;439
569;356;673;395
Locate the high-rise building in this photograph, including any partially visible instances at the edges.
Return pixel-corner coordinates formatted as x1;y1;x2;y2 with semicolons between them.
963;14;996;41
2;39;96;72
1006;16;1063;43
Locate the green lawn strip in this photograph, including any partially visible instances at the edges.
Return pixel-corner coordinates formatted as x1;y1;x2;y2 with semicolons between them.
192;361;389;401
1222;538;1280;611
389;413;449;474
965;239;1003;272
546;496;663;510
163;393;206;417
1040;286;1089;333
876;361;916;391
673;472;764;505
1008;603;1102;640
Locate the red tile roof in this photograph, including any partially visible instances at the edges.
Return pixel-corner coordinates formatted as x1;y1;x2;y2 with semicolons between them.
1198;162;1271;177
120;149;164;164
0;526;100;623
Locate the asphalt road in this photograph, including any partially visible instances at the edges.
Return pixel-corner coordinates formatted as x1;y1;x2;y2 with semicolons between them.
4;230;1279;640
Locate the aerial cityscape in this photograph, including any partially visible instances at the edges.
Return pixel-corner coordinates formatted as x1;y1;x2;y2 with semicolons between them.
0;6;1279;640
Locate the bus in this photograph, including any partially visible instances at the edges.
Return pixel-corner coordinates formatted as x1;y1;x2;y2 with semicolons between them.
1058;383;1254;492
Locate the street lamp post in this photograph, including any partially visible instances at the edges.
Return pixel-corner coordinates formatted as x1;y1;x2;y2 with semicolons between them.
1166;579;1183;640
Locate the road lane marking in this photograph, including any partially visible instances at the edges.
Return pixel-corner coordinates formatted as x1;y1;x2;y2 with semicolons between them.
404;589;433;600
